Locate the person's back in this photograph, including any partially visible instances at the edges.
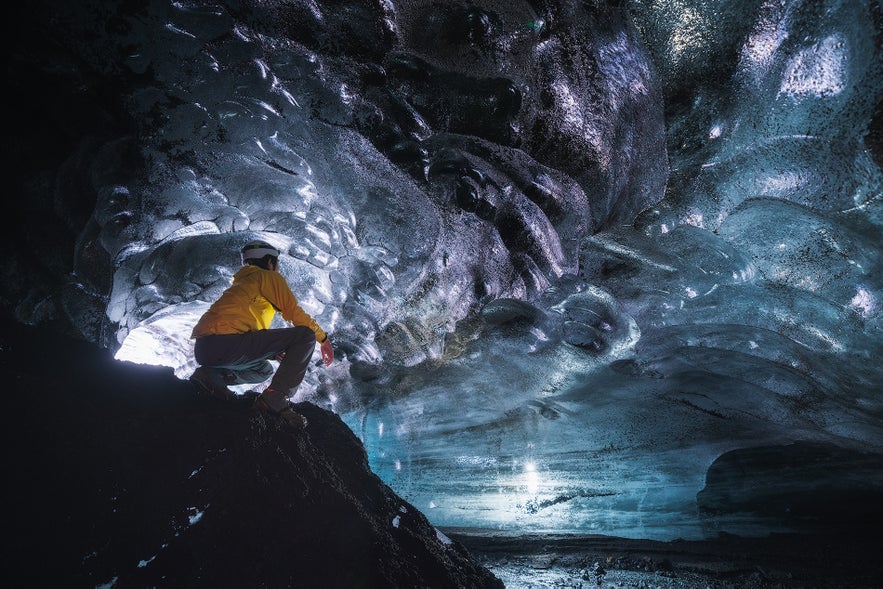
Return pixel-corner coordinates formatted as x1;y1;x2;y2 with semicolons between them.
189;240;334;427
192;264;323;336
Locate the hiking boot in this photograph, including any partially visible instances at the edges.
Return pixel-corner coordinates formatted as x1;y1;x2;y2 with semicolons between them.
255;388;308;428
190;366;233;400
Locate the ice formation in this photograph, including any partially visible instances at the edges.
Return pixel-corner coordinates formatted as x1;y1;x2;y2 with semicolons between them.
12;0;881;540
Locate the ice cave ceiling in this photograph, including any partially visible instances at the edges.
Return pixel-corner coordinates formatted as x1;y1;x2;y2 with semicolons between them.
5;0;882;540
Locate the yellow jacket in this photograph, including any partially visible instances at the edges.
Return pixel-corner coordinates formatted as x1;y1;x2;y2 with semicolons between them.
191;265;327;342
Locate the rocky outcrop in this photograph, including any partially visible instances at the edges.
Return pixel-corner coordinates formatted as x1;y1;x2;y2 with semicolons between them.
3;314;502;588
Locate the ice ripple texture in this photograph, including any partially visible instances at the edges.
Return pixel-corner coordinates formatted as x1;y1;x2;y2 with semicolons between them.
38;0;883;539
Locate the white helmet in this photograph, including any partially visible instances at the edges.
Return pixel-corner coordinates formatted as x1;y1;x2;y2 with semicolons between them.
240;240;280;264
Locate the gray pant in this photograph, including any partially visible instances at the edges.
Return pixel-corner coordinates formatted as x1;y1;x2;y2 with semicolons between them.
193;326;316;393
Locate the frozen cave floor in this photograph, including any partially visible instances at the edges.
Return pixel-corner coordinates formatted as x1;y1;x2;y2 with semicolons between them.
448;528;882;588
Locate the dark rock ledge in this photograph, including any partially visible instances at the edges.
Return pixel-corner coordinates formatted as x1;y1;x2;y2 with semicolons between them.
2;314;502;589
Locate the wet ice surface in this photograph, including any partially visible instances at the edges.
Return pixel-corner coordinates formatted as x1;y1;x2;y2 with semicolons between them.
489;566;719;589
331;220;882;541
448;530;883;588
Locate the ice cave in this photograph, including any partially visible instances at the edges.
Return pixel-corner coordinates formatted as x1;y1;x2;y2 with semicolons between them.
7;0;882;553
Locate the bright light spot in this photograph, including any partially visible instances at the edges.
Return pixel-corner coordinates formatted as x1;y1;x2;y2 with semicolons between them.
114;301;208;378
804;325;844;352
779;34;847;98
254;58;269;79
849;287;876;318
429;501;437;509
188;509;204;525
395;460;401;471
232;25;250;42
392;515;400;528
166;23;196;39
253;99;280;117
749;340;759;350
339;83;353;105
523;462;540;495
378;421;384;437
279;88;300;108
683;211;703;227
530;327;549;342
684;287;698;299
708;124;722;139
137;555;157;568
296;182;319;202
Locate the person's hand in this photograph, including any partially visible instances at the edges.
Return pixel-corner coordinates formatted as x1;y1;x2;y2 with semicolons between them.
320;339;334;366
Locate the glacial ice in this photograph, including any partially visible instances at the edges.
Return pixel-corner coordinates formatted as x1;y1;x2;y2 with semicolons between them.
18;0;881;540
